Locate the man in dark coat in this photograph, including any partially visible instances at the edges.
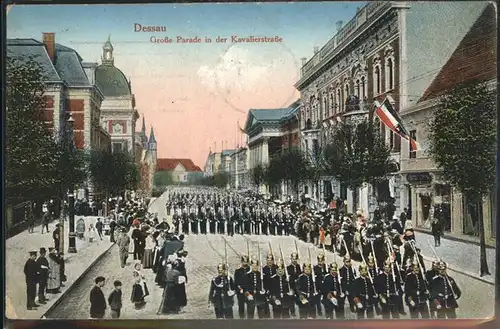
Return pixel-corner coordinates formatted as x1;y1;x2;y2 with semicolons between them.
90;276;107;318
24;251;39;310
132;225;143;260
36;248;50;304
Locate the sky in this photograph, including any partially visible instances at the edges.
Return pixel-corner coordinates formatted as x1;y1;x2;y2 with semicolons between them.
7;2;365;167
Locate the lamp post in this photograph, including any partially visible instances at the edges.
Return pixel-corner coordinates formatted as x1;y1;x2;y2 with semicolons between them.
66;113;77;253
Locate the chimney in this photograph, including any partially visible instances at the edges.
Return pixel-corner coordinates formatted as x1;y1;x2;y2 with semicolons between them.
313;46;319;54
43;33;55;63
301;57;307;66
336;20;343;32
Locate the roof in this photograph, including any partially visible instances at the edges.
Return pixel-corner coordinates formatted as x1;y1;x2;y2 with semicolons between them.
7;38;90;86
95;64;131;97
244;105;300;132
156;158;202;172
148;126;156;144
419;4;497;102
221;149;236;156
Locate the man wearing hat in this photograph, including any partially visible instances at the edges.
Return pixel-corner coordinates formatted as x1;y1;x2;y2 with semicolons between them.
24;251;39;310
36;248;50;304
53;224;61;252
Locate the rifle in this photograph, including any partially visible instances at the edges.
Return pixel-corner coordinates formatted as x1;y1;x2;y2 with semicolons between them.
308;248;317;295
370;240;379;274
279;245;292;292
358;245;378;297
427;241;458;299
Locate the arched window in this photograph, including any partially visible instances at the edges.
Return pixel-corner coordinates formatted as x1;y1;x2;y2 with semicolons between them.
336;88;342;112
360;76;367;100
355;79;360;97
345;83;350;102
374;65;381;95
386;57;394;91
329;92;334;117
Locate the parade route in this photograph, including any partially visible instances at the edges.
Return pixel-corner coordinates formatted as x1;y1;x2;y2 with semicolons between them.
5;216;115;319
45;232;494;320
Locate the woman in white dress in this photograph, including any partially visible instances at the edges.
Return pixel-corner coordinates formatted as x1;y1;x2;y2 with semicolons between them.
88;223;98;243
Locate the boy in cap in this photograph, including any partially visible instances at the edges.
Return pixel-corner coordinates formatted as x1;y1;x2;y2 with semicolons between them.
24;251;39;309
36;248;49;304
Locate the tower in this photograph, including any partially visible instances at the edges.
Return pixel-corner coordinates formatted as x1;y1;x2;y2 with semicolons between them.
141;116;148;148
102;35;114;66
148;126;157;167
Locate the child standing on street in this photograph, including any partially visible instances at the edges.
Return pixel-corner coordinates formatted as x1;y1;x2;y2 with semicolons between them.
131;263;149;309
108;280;123;318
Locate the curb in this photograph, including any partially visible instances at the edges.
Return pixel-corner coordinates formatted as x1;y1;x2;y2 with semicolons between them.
41;242;117;318
413;228;495;249
420;254;494;286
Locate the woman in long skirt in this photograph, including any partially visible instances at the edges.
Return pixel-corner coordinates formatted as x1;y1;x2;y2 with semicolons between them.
142;232;155;269
131;264;149;309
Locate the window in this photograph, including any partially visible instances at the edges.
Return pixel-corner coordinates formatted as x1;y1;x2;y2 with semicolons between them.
385;57;394;91
345;83;349;100
355;79;360;97
409;130;417;158
329;93;334;117
336;89;342;112
360;76;367;100
389;131;395;150
374;66;381;95
112;142;123;153
323;96;328;119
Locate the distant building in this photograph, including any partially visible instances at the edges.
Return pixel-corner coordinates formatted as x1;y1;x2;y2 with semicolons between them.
230;147;250;190
156;158;202;184
243;102;300;196
204;151;222;177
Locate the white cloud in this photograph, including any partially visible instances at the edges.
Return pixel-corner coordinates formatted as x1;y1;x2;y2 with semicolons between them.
197;46;273;93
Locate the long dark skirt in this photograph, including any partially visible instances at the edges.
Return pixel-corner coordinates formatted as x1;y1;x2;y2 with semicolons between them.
173;283;187;307
131;282;149;304
142;249;154;269
161;283;180;314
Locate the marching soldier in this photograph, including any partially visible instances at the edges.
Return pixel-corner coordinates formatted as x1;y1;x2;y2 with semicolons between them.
243;210;251;235
208;263;235;319
339;255;356;312
244;258;267;319
321;263;345;319
430;262;461;319
236;209;244;235
269;259;294;319
262;252;277;319
234;256;250;319
295;262;318;319
199;209;207;235
209;208;216;234
367;253;379;280
189;209;197;234
287;252;301;317
313;253;327;316
217;209;225;234
352;263;378;319
375;258;403;319
404;257;430;319
182;210;189;234
426;261;439;318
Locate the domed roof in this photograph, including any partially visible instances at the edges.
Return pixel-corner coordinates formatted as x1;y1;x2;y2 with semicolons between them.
95;64;131;97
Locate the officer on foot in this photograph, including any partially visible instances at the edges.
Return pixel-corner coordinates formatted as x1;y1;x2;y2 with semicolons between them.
208;263;235;319
321;263;345;319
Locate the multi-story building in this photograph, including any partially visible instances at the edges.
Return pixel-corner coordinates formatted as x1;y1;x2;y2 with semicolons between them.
96;37;140;155
244;103;300;196
230;147;250;190
204;151;222;177
156;158;202;184
295;2;407;214
219;149;236;174
7;33;111;151
399;2;496;244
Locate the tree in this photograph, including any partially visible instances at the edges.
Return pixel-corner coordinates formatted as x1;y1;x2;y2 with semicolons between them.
213;172;230;188
321;119;397;210
280;147;318;194
251;164;266;190
153;171;174;187
89;150;139;196
5;55;61;205
428;81;495;277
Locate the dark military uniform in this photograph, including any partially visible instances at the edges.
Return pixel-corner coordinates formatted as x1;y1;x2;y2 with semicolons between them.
208;264;235;319
313;257;327;316
295;264;318;319
262;257;277;319
352;264;378;319
404;266;430;319
269;262;293;319
321;264;345;319
24;251;39;309
339;257;356;312
287;256;301;317
375;262;403;319
234;259;250;319
430;263;461;319
244;261;267;319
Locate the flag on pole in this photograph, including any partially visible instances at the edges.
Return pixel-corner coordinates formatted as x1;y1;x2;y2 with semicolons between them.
374;97;419;150
238;121;246;134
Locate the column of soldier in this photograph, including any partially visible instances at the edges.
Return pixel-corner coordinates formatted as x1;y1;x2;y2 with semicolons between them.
163;187;462;320
166;189;296;237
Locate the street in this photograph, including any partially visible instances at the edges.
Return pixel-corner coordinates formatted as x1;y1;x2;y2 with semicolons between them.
45;233;494;319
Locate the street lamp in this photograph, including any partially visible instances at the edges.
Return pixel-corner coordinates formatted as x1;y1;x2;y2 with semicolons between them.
66;113;77;253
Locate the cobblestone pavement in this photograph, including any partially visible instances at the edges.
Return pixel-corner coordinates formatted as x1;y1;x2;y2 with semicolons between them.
46;233;494;320
6;216;114;319
414;232;495;284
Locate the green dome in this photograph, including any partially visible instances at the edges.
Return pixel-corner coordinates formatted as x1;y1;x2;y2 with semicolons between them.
95;64;131;97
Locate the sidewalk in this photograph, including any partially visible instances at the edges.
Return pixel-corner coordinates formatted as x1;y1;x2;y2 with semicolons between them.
5;216;115;319
415;231;495;285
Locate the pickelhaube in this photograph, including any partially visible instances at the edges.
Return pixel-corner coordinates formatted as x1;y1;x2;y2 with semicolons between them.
384;257;391;272
432;260;439;269
250;258;260;267
317;252;325;262
303;262;312;274
438;261;447;273
343;255;351;263
368;252;375;266
241;255;249;263
291;252;299;261
217;263;227;275
267;252;274;261
359;262;368;275
329;263;338;272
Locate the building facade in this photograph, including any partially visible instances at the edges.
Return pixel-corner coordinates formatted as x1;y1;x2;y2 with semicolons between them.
244;104;300;196
156;158;202;184
230;147;250;190
96;37;140;155
399;2;497;243
295;2;408;214
204;152;222;177
7;33;111;151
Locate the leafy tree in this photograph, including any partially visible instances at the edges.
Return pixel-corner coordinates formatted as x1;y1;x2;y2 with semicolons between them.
89;150;139;196
321;119;396;210
280;147;318;193
428;81;495;277
251;164;266;190
213;172;230;188
153;171;174;187
5;56;61;205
